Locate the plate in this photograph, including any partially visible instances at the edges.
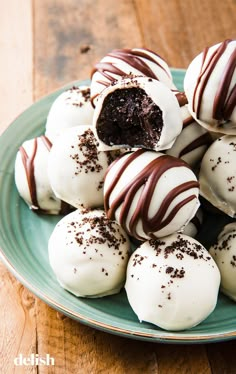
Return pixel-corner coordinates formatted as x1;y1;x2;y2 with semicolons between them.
1;69;236;344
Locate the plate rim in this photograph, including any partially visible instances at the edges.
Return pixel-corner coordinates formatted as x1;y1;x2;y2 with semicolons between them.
1;68;236;344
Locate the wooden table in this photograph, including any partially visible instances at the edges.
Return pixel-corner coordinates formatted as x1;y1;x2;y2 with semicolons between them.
0;1;235;373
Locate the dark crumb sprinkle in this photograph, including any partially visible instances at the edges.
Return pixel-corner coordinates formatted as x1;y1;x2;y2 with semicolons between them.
66;86;91;105
167;292;171;300
66;211;127;254
212;232;236;251
149;236;211;262
69;128;103;175
231;255;236;267
158;305;163;308
73;267;77;274
211;156;222;171
132;254;147;267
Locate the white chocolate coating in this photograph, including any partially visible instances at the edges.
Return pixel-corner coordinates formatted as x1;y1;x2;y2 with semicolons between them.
15;136;67;214
125;233;220;331
199;135;236;217
45;85;94;141
104;150;200;240
93;76;183;152
209;222;236;301
166;91;212;167
91;48;176;105
48;208;130;297
184;40;236;134
48;126;115;209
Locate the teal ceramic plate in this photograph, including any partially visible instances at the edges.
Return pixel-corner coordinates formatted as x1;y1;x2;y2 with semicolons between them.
1;69;236;344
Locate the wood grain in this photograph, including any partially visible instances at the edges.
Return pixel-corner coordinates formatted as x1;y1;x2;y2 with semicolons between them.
134;0;236;68
0;1;33;133
0;0;236;372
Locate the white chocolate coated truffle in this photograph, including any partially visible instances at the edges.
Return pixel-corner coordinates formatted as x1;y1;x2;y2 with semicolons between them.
125;233;220;331
93;76;183;152
90;48;176;105
48;126;114;209
15;136;68;215
48;208;130;297
104;149;200;240
209;222;236;301
199;135;236;217
45;85;94;141
184;39;236;134
166;91;212;167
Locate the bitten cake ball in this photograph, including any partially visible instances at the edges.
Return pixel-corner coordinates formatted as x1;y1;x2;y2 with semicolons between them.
93;76;182;152
166;91;212;167
104;149;200;240
48;126;116;209
15;136;70;215
90;47;175;105
125;233;220;331
48;208;130;297
45;85;94;141
184;39;236;134
209;222;236;301
199;135;236;217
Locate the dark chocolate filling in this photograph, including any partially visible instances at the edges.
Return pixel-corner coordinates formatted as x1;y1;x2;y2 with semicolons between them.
96;87;163;149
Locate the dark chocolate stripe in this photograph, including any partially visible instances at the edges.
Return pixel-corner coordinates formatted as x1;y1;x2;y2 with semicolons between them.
105;151;199;239
40;135;52;151
213;48;236;120
20;138;38;209
192;39;234;120
179;132;212;158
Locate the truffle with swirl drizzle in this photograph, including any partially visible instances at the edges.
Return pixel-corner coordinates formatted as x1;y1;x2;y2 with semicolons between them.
15;135;71;214
90;47;176;106
104;149;200;240
184;39;236;134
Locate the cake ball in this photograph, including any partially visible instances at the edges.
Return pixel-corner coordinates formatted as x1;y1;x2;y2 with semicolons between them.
199;135;236;217
182;207;203;238
45;85;94;141
209;222;236;301
48;208;130;297
125;233;220;331
90;47;175;105
184;39;236;134
48;125;117;209
166;91;212;167
15;135;70;215
104;149;200;240
93;76;183;152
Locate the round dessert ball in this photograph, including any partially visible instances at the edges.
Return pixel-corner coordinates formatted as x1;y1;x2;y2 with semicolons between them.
199;135;236;217
93;76;183;152
48;126;117;209
209;222;236;301
184;39;236;134
166;91;212;167
125;233;220;331
45;85;94;141
48;208;130;297
90;47;176;105
15;135;70;215
104;149;200;240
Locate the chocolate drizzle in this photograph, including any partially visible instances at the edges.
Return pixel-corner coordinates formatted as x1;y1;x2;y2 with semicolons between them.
91;48;172;105
192;39;236;122
104;150;199;240
19;135;69;214
179;132;212;158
